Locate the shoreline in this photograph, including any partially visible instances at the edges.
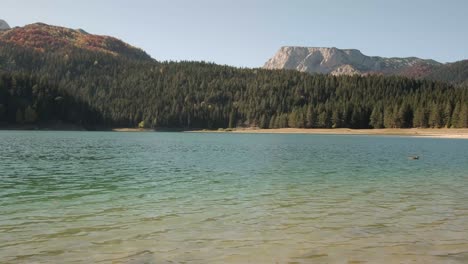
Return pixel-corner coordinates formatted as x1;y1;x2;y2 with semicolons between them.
2;126;468;139
185;128;468;139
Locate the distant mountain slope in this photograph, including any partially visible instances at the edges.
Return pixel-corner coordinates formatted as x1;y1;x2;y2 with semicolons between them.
263;46;468;84
0;22;152;61
425;60;468;85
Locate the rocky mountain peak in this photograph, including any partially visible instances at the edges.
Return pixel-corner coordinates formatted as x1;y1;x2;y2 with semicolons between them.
264;46;442;77
0;19;10;30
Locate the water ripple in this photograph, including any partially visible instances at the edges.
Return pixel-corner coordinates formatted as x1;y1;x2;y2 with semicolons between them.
0;131;467;263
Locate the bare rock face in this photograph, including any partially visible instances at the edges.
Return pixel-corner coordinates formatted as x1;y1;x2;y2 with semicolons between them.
264;46;442;77
330;64;361;76
0;19;10;30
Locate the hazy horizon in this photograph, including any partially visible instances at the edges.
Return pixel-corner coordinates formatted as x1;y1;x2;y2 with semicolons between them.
3;0;468;67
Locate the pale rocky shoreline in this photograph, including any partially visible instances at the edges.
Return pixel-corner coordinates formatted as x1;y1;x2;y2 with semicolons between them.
185;128;468;139
7;126;465;139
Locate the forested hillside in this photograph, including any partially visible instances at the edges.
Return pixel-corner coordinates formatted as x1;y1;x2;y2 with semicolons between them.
425;60;468;86
0;24;467;129
0;72;103;127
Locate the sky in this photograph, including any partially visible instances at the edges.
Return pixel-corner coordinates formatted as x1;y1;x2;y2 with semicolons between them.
2;0;468;67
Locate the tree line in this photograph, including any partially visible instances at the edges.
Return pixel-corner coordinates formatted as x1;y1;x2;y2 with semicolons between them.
0;41;467;129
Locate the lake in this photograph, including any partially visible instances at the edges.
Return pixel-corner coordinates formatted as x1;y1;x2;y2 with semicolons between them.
1;131;467;263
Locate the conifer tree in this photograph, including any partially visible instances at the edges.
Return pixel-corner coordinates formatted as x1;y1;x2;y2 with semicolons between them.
370;106;384;128
413;107;428;128
428;103;443;128
457;103;468;128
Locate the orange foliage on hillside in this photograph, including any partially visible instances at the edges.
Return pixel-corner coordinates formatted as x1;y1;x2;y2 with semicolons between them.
0;23;148;59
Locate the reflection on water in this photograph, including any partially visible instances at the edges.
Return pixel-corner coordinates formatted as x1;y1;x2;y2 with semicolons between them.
1;131;468;263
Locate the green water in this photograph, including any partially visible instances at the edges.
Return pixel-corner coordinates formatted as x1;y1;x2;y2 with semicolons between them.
1;131;468;263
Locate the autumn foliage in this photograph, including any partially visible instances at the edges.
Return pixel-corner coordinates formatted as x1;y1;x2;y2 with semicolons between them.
0;23;151;61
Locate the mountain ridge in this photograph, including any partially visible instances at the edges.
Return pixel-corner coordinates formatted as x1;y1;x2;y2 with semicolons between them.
263;46;464;81
0;22;152;61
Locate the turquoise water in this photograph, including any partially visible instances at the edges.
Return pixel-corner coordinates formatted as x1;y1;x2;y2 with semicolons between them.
1;131;468;263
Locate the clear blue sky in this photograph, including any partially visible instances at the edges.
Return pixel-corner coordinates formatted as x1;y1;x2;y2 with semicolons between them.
2;0;467;67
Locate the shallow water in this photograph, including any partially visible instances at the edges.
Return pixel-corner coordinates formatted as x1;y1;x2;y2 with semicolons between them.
1;131;468;263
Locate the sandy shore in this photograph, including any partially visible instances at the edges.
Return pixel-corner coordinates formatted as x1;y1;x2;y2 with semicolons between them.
112;128;155;132
186;128;468;139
